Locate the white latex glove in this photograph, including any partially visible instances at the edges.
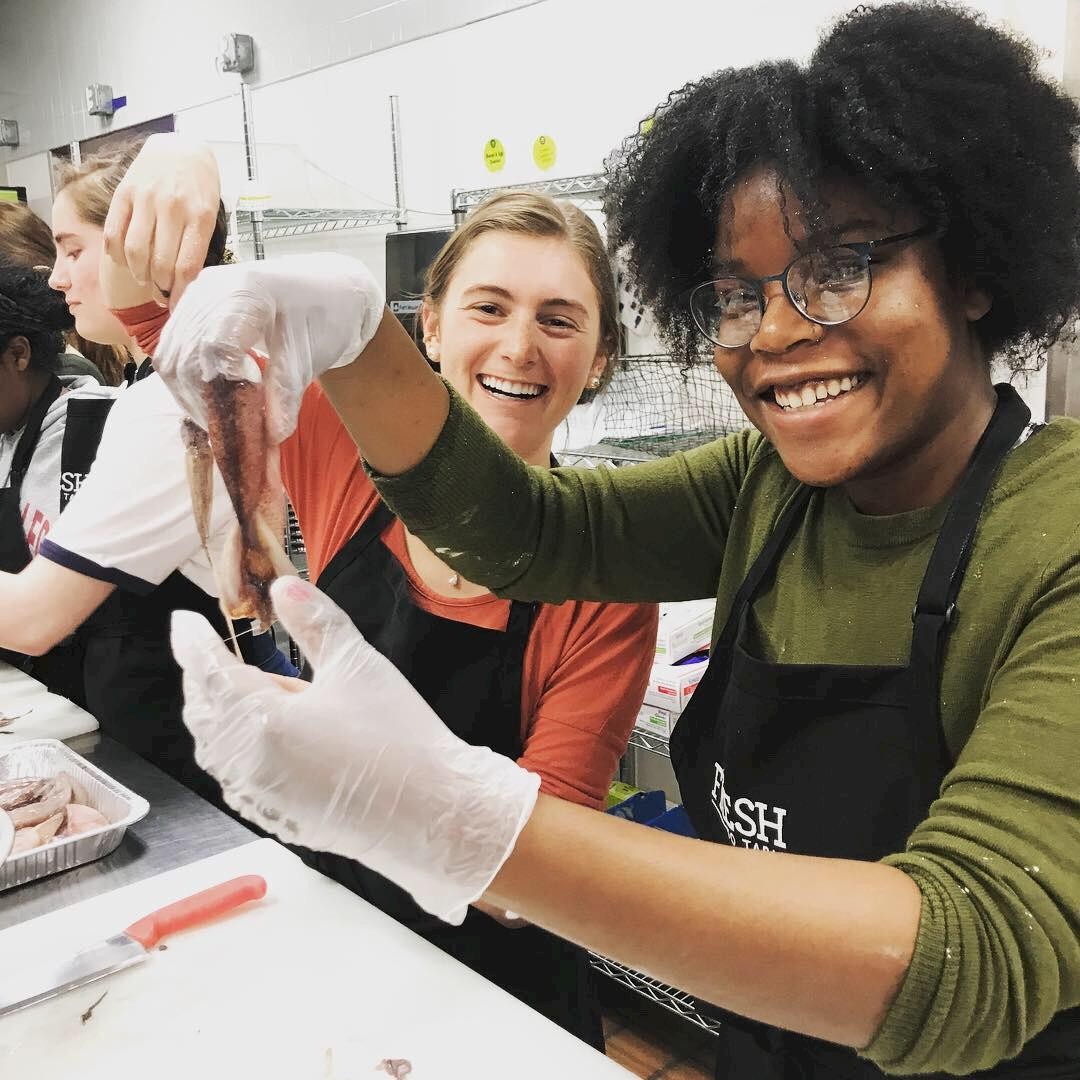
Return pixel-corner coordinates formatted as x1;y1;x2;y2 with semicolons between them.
170;576;541;924
154;252;384;443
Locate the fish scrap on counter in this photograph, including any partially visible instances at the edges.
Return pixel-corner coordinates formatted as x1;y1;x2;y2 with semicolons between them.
376;1060;412;1078
0;708;32;732
80;990;109;1025
0;773;110;855
182;374;294;652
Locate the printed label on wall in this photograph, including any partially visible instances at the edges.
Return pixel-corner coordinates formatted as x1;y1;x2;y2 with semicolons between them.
236;176;274;210
532;134;557;171
484;138;506;173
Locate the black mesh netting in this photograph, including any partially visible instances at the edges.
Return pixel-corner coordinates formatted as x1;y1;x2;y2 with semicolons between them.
595;354;750;457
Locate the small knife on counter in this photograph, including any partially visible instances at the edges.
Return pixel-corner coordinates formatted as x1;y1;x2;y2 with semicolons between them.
0;874;267;1017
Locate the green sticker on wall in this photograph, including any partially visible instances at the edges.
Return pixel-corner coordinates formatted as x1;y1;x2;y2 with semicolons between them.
532;134;557;171
484;138;506;173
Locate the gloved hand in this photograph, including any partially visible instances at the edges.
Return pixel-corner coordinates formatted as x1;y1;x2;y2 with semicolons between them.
170;576;541;924
154;252;385;443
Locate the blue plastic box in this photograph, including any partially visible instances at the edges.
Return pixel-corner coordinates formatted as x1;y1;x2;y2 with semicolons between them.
646;804;697;838
606;788;667;824
605;789;698;839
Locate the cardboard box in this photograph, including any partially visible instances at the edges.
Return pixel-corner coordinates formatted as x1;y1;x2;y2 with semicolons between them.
644;656;708;716
655;599;716;663
634;703;676;738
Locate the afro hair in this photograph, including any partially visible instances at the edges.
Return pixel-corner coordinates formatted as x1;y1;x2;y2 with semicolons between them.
604;2;1080;373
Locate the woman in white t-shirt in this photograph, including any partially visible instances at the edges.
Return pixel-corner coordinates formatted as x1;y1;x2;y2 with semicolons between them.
0;142;294;801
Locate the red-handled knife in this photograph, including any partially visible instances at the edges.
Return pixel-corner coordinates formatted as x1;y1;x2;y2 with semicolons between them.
0;874;267;1018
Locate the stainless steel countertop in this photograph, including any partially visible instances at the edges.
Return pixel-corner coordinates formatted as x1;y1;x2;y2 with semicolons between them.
0;732;255;931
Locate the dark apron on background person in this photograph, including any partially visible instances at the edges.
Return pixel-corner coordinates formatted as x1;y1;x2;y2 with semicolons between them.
299;498;605;1051
670;386;1080;1079
0;367;249;807
0;374;90;705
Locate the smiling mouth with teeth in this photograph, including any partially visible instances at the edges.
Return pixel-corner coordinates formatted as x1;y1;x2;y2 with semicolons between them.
478;374;548;400
770;373;866;411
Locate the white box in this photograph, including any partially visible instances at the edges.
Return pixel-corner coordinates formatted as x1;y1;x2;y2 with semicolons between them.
635;703;676;738
644;656;708;716
655;599;716;663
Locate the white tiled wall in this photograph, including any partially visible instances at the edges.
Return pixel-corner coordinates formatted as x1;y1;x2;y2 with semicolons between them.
4;152;54;221
0;0;542;165
0;0;1069;420
4;0;1067;183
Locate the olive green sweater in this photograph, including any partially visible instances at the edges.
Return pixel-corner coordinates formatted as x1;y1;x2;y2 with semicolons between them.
373;384;1080;1076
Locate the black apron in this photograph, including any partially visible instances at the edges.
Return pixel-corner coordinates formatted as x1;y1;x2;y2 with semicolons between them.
0;375;64;569
670;386;1080;1079
0;375;95;704
0;367;241;807
299;498;604;1050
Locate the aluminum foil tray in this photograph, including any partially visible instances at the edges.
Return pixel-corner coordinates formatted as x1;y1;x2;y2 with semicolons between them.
0;739;149;891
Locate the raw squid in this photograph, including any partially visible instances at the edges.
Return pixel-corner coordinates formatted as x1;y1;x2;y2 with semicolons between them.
0;778;51;812
1;773;111;856
64;772;89;806
181;418;215;559
12;810;66;853
182;416;240;655
181;375;294;640
57;803;109;836
6;773;71;830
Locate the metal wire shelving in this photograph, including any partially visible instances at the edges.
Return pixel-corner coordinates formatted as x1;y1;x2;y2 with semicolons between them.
234;206;404;241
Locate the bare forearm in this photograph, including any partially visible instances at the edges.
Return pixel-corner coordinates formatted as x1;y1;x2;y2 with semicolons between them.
0;563;114;655
319;310;449;477
485;794;921;1048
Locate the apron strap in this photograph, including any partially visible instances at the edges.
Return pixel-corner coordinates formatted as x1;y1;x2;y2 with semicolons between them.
124;356;154;386
358;498;397;543
317;498;397;596
322;495;539;638
58;397;116;512
505;598;540;637
715;484;815;656
909;385;1031;724
913;384;1030;620
7;374;63;491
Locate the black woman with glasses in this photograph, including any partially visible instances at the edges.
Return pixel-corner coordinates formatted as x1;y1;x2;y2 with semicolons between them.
107;4;1080;1078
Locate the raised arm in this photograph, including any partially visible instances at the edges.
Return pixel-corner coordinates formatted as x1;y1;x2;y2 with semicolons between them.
150;252;747;603
101;137;744;604
318;311;451;477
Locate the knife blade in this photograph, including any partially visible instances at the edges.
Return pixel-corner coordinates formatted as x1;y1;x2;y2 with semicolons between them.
0;873;267;1018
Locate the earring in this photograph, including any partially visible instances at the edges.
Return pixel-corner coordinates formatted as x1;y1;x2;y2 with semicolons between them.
425;341;440;360
588;376;601;389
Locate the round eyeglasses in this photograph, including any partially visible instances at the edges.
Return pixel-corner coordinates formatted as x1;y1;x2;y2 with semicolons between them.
689;225;936;349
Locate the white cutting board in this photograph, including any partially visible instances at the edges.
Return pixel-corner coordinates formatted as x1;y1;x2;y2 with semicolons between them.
0;839;635;1080
0;661;98;744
